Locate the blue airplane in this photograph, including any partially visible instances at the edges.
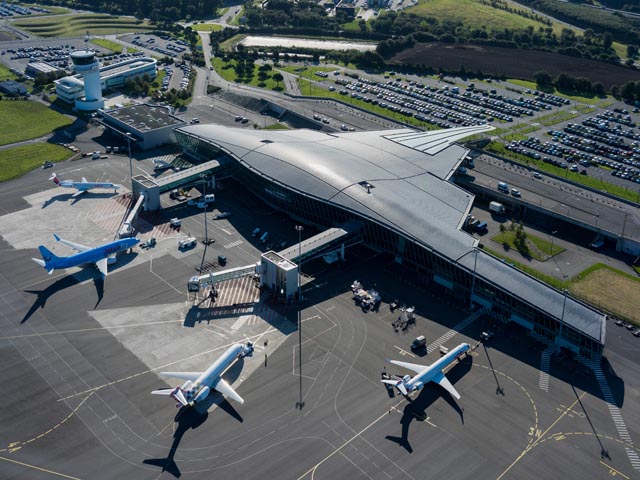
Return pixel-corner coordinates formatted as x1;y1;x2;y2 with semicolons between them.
32;234;140;276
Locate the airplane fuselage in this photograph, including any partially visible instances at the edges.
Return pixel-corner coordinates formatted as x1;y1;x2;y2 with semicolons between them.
48;238;138;270
60;180;119;191
189;344;248;398
407;343;470;391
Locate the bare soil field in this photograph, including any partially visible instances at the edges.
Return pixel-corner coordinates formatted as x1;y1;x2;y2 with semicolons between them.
390;43;638;89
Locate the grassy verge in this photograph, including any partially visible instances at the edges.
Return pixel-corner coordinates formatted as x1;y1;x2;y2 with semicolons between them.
0;64;16;82
483;141;640;203
0;143;72;182
536;110;579;126
211;57;282;90
90;38;123;53
0;101;72;146
191;23;224;32
492;230;565;260
264;122;290;130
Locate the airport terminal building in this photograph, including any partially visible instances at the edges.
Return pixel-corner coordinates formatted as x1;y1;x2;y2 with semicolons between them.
174;124;607;359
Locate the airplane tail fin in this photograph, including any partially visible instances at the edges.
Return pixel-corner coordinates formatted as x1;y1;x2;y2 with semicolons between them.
151;387;189;407
49;173;61;186
382;378;408;396
33;245;60;274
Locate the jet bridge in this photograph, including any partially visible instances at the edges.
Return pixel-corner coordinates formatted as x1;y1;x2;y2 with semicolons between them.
187;222;363;299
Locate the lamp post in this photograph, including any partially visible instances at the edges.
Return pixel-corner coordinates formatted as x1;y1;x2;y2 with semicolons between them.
550;230;558;257
125;132;133;181
559;288;568;342
469;246;478;310
201;174;209;244
295;224;304;409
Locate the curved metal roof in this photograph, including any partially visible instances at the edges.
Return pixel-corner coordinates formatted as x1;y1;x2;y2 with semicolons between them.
179;124;492;259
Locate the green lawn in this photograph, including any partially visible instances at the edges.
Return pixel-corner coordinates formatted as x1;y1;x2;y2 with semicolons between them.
14;14;155;37
0;64;16;82
211;57;284;90
0;143;72;182
492;230;565;261
0;101;72;146
264;122;290;130
536;110;579;126
191;23;224;32
90;38;123;54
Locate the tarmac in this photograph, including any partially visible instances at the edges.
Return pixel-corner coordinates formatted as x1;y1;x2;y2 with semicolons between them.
0;157;638;479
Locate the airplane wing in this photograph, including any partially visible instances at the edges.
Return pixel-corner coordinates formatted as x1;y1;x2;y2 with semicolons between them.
159;372;202;382
72;189;86;198
389;359;427;374
96;258;108;277
213;378;244;404
54;234;91;252
433;372;461;400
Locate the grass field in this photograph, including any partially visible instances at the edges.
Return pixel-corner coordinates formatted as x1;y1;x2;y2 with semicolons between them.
90;38;123;54
0;143;72;182
191;23;224;32
0;101;72;146
0;64;16;82
405;0;569;34
571;264;640;324
211;57;282;90
14;14;155;37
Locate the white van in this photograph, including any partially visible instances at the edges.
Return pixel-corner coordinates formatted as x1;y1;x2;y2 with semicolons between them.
204;194;215;203
259;231;269;243
497;181;509;193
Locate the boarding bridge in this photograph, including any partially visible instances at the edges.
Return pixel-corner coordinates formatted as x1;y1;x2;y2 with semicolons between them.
278;221;362;264
131;160;222;212
188;263;258;292
118;193;145;238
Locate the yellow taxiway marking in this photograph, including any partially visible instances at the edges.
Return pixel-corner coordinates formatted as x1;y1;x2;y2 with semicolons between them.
496;391;586;480
600;460;630;479
0;455;81;479
1;392;95;454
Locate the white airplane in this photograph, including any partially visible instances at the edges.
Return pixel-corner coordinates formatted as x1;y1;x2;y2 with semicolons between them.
382;342;470;400
50;172;120;198
152;342;254;408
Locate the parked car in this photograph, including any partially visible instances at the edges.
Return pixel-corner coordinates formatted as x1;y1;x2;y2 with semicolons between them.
511;188;522;197
215;212;231;219
42;161;54;169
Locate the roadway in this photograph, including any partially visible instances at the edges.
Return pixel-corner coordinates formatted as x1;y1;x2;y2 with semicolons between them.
463;154;640;241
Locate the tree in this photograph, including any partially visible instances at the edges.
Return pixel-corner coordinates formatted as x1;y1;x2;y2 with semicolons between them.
272;72;284;88
534;70;552;89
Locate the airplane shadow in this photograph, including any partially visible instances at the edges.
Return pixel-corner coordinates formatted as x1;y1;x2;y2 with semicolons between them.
143;363;247;478
22;270;104;323
385;356;472;454
41;191;120;208
143;408;209;478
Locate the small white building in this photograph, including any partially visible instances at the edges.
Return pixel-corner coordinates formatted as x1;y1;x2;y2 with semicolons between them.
260;251;299;302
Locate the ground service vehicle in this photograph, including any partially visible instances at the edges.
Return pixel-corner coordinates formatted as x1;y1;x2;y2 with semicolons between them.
489;201;505;215
411;335;426;350
497;182;509;193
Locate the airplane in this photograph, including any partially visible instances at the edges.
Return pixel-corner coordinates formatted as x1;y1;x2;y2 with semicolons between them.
32;234;140;276
152;342;254;408
382;342;470;400
49;172;120;198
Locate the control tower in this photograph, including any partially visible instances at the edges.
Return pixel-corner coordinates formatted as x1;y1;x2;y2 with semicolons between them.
70;49;104;111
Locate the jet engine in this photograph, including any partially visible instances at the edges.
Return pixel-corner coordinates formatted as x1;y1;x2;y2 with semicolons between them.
194;386;210;403
412;381;424;391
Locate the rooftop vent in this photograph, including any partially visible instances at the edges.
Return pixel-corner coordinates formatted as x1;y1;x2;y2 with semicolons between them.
358;181;374;194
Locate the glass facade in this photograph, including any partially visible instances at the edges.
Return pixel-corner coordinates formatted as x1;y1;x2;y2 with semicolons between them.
176;130;603;359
